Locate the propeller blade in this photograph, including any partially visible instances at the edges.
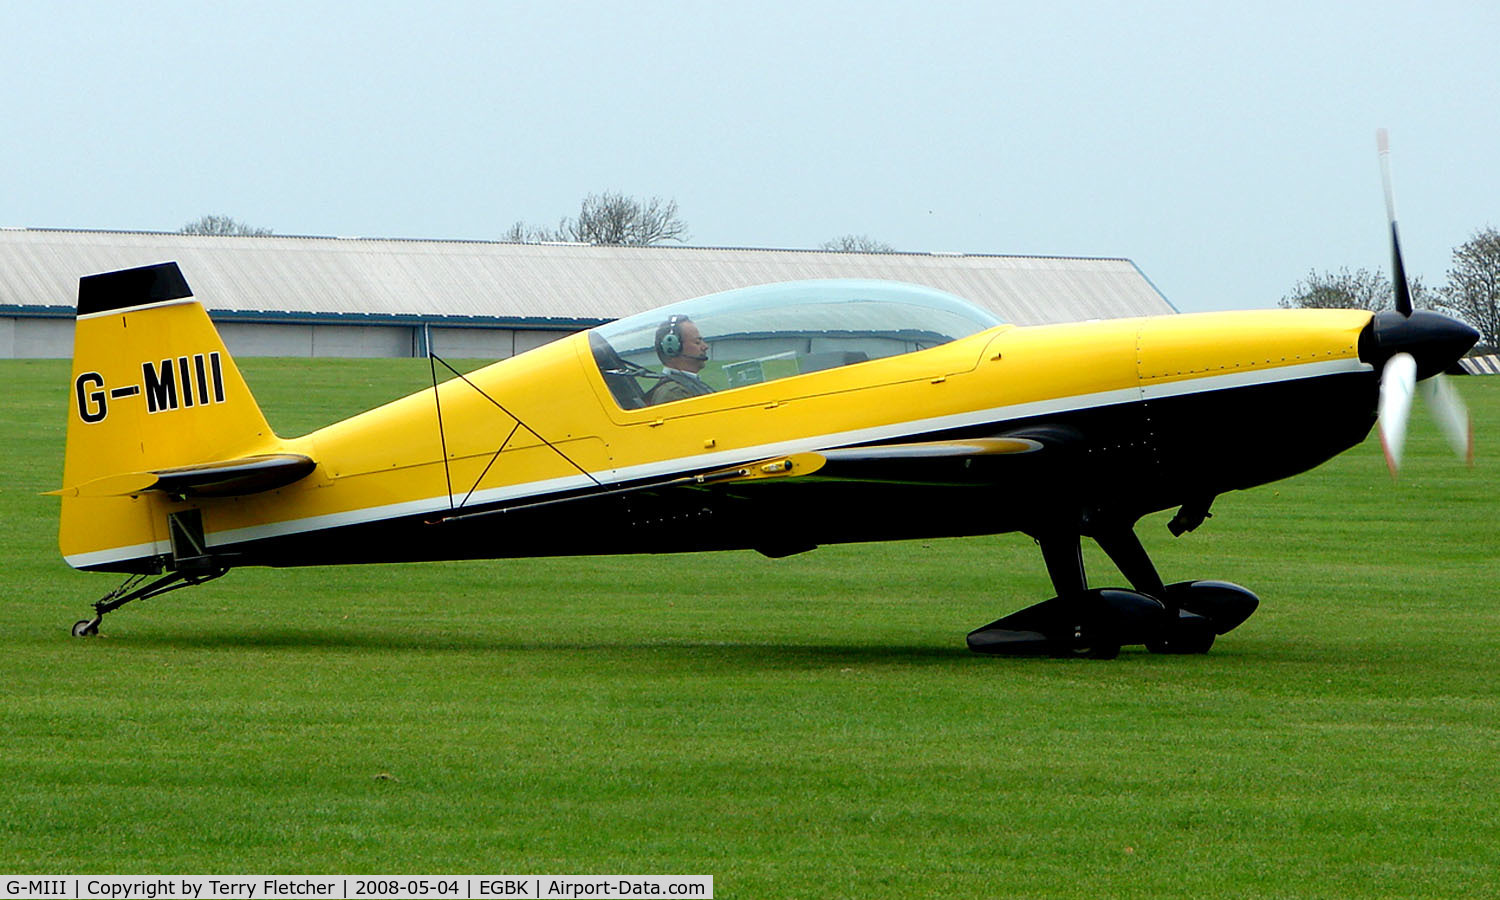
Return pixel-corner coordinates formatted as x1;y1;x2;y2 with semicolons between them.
1377;128;1414;317
1379;352;1417;476
1419;374;1475;466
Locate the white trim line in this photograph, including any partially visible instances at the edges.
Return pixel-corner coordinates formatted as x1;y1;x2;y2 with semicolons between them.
204;472;601;548
1140;359;1366;399
64;538;170;569
76;297;198;321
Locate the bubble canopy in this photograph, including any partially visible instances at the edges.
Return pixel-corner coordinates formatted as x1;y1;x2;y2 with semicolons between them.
588;279;1004;409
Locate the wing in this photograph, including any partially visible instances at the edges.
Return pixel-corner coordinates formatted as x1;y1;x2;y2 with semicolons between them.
417;430;1077;561
432;426;1077;524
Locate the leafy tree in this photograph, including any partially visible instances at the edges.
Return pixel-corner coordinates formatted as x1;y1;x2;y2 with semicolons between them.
1439;226;1500;352
1277;267;1433;312
180;215;273;237
506;193;688;246
820;234;895;253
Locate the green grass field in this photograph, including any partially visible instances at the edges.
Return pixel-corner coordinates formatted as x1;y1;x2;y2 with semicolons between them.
2;358;1498;898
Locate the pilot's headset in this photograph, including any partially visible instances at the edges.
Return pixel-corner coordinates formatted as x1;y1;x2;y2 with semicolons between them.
656;314;692;360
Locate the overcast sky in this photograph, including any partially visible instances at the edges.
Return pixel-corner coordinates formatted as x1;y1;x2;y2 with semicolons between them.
4;1;1497;312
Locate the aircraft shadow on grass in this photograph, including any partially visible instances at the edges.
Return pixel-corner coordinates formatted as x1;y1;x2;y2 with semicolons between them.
106;628;993;668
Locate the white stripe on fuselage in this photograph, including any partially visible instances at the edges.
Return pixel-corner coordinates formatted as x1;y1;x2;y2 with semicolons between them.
66;357;1371;568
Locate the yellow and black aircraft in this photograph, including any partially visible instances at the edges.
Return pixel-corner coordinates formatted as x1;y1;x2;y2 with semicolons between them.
54;136;1478;656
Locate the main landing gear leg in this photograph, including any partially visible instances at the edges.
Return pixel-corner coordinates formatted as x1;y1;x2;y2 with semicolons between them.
1090;523;1165;597
71;567;228;637
1039;532;1124;659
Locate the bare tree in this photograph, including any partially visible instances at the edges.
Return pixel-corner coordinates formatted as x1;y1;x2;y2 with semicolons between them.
1439;227;1500;352
1278;267;1433;312
565;193;688;246
820;234;895;253
180;215;273;237
505;193;688;246
502;220;566;243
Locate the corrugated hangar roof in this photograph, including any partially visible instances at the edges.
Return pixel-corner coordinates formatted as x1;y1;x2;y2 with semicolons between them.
0;228;1176;326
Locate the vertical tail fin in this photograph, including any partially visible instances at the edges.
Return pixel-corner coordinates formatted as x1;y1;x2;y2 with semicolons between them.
59;262;282;570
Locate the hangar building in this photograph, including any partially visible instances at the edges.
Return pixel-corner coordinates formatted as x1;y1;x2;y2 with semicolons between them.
0;228;1176;359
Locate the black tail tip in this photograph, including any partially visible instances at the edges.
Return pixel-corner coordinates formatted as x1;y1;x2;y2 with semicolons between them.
77;262;192;317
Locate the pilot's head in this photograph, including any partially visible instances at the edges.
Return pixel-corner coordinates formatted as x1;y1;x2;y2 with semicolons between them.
655;315;710;373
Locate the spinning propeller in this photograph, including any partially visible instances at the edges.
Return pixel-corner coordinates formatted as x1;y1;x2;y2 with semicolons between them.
1371;129;1476;475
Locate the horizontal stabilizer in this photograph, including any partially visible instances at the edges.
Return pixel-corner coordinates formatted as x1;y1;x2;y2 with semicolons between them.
51;453;315;499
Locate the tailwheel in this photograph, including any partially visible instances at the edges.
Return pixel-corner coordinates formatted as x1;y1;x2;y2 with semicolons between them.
71;566;229;636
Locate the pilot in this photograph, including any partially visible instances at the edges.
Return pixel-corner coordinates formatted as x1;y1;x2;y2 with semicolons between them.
645;314;715;405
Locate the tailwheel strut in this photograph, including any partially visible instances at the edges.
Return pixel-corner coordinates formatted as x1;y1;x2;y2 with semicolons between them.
71;566;229;637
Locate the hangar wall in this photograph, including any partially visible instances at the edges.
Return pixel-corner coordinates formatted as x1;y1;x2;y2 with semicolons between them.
212;323;566;359
1;315;569;361
5;317;73;359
